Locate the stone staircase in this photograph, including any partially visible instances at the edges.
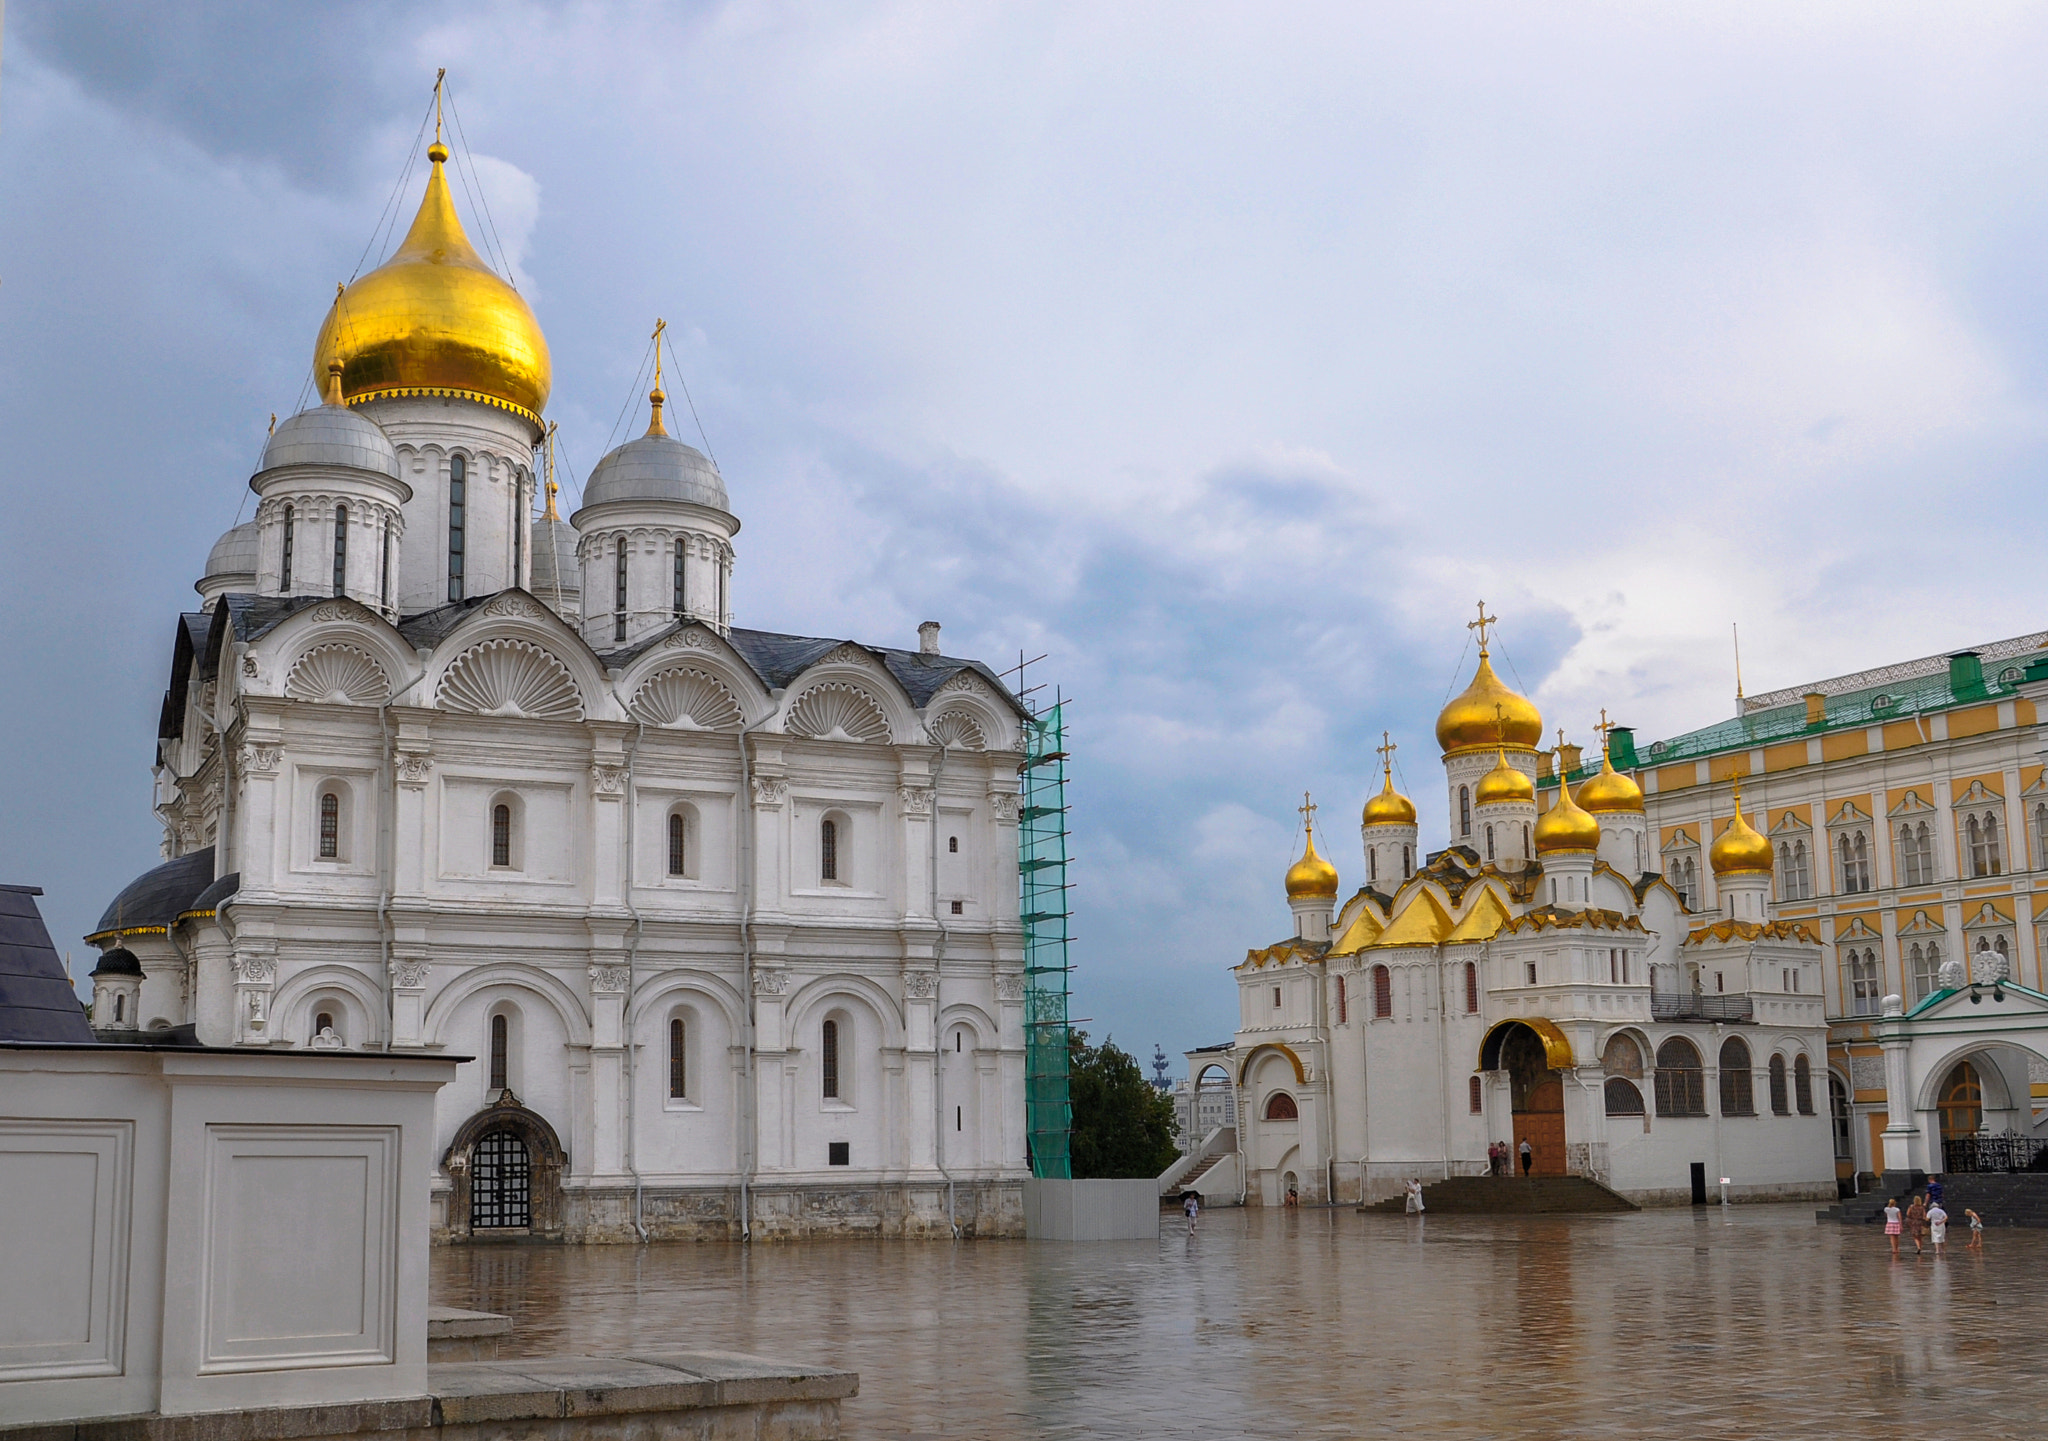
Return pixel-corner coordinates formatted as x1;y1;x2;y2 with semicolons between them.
1165;1149;1230;1196
1365;1175;1639;1215
1821;1173;2048;1228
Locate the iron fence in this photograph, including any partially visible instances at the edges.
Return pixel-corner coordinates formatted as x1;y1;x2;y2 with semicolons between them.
1650;995;1755;1022
1942;1134;2048;1174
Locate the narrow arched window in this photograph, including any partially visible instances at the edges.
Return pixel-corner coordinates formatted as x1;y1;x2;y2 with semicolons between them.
512;475;523;584
1402;844;1411;877
1486;823;1495;861
614;537;629;643
1793;1054;1814;1115
1468;1075;1483;1114
1968;815;1985;877
447;455;466;602
1368;847;1378;882
1719;1037;1754;1116
1523;823;1531;858
1335;975;1347;1024
948;835;959;853
113;994;124;1023
1459;786;1471;836
668;1017;687;1099
1372;964;1392;1019
315;1009;334;1036
2037;805;2048;871
1986;812;2003;875
821;817;839;882
332;504;348;596
1464;960;1478;1013
489;1012;508;1091
379;520;392;610
281;504;295;589
318;791;340;858
492;804;512;868
668;812;687;877
1768;1053;1789;1115
821;1018;840;1099
674;540;687;618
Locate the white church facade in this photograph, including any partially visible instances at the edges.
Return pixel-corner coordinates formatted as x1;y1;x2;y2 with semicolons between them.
1199;614;1839;1208
86;121;1032;1240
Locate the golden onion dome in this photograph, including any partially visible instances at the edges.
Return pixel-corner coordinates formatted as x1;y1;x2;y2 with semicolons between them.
1533;771;1601;855
1710;795;1773;876
1474;748;1534;807
1576;745;1645;814
1284;807;1340;900
1361;766;1418;828
313;140;551;428
1436;649;1543;757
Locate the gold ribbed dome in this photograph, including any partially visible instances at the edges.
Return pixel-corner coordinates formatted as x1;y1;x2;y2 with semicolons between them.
1710;793;1773;875
1436;649;1543;757
1361;766;1418;827
1284;799;1340;900
1534;771;1601;855
1474;749;1534;806
1576;745;1644;814
313;140;551;428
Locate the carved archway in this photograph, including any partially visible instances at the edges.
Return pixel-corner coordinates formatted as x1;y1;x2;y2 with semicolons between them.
442;1099;568;1240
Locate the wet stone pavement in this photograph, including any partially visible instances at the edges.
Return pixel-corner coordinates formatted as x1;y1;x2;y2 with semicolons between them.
432;1203;2048;1439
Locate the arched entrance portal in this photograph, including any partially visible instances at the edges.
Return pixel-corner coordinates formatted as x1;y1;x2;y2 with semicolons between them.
443;1100;567;1240
472;1129;532;1230
1939;1060;1983;1142
1482;1020;1571;1177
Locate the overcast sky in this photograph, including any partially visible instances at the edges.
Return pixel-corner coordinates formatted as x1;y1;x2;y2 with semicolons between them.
5;3;2048;1069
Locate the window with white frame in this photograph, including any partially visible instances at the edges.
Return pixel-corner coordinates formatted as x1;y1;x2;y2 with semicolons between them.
1777;838;1811;901
1908;940;1941;1000
1847;947;1881;1016
1836;829;1872;894
1898;819;1935;885
1967;811;2004;878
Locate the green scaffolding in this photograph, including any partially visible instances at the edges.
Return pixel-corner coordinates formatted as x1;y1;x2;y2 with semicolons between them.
1020;702;1073;1179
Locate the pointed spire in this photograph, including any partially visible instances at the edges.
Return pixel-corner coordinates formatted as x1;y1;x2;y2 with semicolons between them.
645;318;669;437
322;360;345;407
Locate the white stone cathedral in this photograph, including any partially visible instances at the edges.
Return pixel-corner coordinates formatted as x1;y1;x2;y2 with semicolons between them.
86;125;1031;1240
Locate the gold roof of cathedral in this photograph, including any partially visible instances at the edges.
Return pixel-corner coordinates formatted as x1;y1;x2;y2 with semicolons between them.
313;128;551;427
1436;649;1542;757
1361;766;1417;827
1709;787;1773;875
1284;801;1340;900
1533;745;1601;855
1576;743;1644;814
1474;748;1534;806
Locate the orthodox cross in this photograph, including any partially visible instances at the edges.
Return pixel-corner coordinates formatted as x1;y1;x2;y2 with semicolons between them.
1299;791;1318;836
1468;601;1497;652
434;68;446;147
1553;728;1571;779
1595;708;1615;761
1376;732;1397;776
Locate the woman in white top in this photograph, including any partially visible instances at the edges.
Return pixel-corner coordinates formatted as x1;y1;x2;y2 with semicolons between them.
1405;1178;1425;1214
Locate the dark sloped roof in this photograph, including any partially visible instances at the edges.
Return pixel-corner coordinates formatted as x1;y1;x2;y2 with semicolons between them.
181;872;240;921
0;886;94;1042
90;947;144;977
89;847;216;941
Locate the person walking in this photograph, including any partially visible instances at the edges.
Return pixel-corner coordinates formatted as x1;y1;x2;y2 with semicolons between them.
1182;1191;1199;1233
1966;1208;1985;1249
1906;1194;1928;1256
1519;1139;1533;1176
1405;1177;1425;1215
1926;1174;1945;1208
1883;1197;1903;1257
1927;1199;1949;1256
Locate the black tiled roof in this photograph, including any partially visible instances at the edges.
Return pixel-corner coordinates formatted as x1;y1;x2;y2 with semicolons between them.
182;872;240;919
0;886;94;1043
90;847;216;940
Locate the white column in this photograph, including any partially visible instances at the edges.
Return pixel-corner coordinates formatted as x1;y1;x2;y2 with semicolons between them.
587;963;629;1179
905;969;939;1175
389;952;429;1048
1878;1002;1921;1175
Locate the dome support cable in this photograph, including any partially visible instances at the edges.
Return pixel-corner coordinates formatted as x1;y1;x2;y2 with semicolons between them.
442;78;518;289
662;328;719;468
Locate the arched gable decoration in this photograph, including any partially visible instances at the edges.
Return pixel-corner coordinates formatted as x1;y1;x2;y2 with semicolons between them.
438;637;584;721
441;1101;568;1239
786;681;890;743
629;666;744;730
926;709;987;750
1236;1041;1307;1086
285;643;391;705
1478;1016;1575;1072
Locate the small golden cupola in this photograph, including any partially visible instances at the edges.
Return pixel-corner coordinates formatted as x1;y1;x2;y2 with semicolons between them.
1361;764;1419;828
313;81;551;427
1474;748;1534;806
1534;746;1602;855
1710;786;1773;876
1436;605;1543;757
1285;798;1340;900
1576;727;1645;814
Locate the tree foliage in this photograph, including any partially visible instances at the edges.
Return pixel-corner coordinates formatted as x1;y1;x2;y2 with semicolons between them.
1067;1030;1180;1179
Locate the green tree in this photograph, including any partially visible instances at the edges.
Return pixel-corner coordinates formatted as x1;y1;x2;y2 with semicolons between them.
1066;1030;1180;1179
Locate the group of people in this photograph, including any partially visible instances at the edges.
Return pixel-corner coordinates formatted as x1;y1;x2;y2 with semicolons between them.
1881;1176;1985;1257
1486;1139;1534;1176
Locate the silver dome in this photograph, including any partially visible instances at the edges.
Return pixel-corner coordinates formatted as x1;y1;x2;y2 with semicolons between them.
256;403;399;480
204;521;259;580
530;517;581;598
578;432;729;514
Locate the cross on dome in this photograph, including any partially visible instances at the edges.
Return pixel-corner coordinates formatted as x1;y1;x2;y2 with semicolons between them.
1468;600;1498;653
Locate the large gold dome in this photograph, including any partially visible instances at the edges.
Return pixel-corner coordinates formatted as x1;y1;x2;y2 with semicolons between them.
1710;799;1773;876
313;142;550;428
1576;747;1645;814
1436;651;1543;757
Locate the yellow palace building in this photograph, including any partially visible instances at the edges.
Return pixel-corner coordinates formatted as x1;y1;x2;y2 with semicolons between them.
1552;632;2048;1188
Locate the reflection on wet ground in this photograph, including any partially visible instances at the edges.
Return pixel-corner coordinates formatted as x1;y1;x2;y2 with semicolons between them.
433;1204;2048;1438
